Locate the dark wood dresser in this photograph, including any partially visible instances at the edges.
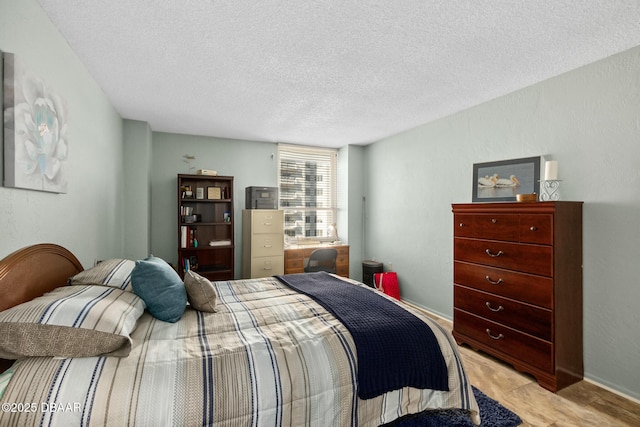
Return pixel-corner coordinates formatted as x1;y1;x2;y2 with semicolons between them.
452;201;583;392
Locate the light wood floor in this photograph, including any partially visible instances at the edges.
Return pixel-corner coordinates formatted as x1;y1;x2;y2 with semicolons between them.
424;311;640;426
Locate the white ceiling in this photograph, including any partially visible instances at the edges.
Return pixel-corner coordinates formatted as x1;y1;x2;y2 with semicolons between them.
38;1;640;148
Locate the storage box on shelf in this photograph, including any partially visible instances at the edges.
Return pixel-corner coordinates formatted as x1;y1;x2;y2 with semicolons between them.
452;201;583;392
178;174;234;280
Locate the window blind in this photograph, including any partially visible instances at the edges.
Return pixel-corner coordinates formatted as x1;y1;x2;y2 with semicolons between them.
277;144;337;240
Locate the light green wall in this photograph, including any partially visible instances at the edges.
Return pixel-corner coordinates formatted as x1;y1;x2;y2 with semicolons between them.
0;0;125;266
363;46;640;400
338;144;365;279
149;132;279;275
123;120;152;260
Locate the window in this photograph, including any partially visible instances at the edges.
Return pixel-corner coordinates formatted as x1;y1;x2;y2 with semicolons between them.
278;144;337;241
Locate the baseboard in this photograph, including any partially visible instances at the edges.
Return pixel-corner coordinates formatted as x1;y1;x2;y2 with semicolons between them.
401;298;452;324
583;377;640;405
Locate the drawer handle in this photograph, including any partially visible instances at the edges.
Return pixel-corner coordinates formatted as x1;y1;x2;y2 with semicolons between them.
459;223;465;227
485;249;504;258
486;329;504;340
263;222;272;226
264;244;272;248
491;218;497;224
485;302;504;312
485;275;503;285
263;266;273;270
530;226;537;231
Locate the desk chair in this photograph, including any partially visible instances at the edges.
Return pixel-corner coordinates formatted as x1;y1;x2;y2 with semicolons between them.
304;248;338;274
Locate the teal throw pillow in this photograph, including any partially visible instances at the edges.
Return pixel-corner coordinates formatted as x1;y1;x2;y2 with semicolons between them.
131;256;187;323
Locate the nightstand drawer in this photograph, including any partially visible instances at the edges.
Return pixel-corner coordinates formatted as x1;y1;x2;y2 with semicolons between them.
454;285;552;340
454;261;552;308
454;238;552;276
454;309;553;373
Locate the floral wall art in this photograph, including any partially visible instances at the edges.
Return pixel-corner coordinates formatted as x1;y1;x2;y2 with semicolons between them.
3;52;68;193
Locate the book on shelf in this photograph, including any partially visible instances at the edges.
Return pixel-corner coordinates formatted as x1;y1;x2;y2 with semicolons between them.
208;239;231;246
180;226;198;248
181;226;188;248
182;256;199;273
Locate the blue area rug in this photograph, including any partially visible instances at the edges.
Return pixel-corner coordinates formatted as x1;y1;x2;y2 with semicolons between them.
385;386;522;427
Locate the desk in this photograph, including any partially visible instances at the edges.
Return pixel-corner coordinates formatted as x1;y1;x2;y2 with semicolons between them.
284;244;349;277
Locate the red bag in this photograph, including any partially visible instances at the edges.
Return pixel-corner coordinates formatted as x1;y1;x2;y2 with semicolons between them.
374;272;400;300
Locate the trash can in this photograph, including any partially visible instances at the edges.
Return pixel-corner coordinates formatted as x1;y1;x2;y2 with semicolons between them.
362;260;383;288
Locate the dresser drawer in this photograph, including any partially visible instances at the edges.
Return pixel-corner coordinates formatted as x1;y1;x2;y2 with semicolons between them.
251;210;284;234
473;214;519;241
251;234;284;257
454;238;552;276
454;261;552;308
454;213;519;240
454;309;553;372
455;212;553;245
250;255;284;278
454;285;552;340
519;214;553;245
454;214;476;238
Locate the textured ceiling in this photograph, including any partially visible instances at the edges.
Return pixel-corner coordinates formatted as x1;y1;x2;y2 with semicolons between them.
37;1;640;148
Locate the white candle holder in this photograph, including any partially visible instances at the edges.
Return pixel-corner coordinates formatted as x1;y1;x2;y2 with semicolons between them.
539;180;561;201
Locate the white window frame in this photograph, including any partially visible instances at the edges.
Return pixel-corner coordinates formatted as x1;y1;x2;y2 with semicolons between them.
277;144;337;242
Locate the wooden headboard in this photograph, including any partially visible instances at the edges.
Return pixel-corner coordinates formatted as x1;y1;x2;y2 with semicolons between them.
0;243;83;312
0;243;83;372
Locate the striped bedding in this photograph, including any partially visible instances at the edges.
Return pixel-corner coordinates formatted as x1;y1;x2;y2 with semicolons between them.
0;276;479;426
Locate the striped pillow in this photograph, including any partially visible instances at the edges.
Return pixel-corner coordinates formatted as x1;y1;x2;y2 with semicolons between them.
0;361;16;399
0;285;145;359
68;259;135;292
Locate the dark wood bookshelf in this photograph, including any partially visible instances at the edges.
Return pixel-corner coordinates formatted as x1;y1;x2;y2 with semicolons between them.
177;174;234;280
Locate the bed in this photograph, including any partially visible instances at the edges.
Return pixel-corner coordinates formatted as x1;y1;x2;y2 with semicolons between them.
0;243;479;426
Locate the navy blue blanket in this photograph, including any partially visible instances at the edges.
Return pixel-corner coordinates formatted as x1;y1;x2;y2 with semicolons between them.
275;272;448;399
